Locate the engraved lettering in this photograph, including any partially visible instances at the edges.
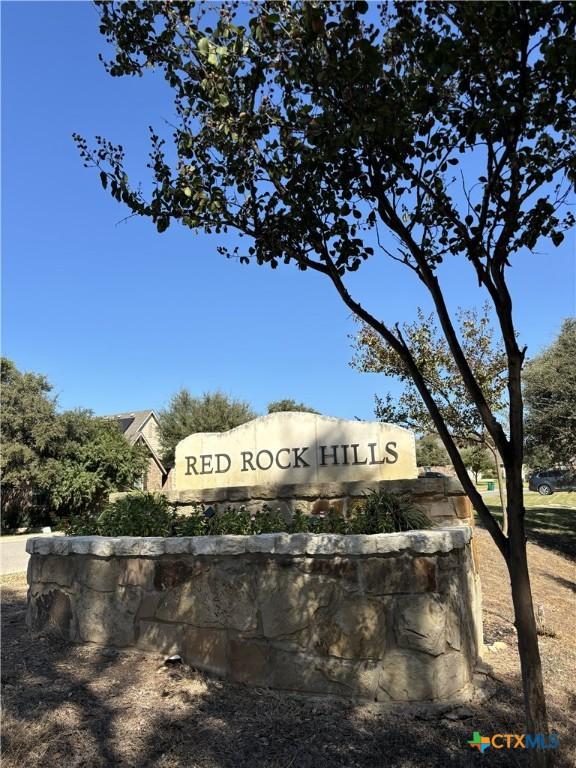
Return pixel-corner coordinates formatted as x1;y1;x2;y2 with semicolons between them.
293;447;310;468
185;456;198;475
368;442;385;465
256;449;274;471
241;451;255;472
351;443;368;465
385;441;398;464
275;448;291;469
200;454;213;474
215;453;231;473
320;445;339;466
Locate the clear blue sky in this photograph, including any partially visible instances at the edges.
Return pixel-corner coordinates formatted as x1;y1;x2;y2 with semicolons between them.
2;2;574;420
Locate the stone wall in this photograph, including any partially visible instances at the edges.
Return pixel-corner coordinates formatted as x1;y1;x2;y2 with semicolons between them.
165;476;474;527
143;456;164;492
27;526;482;703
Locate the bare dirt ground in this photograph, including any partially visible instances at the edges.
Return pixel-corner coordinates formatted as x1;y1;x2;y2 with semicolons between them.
2;530;575;768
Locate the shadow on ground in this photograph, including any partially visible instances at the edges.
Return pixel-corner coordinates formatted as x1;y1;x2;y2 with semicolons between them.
484;505;576;560
2;580;574;768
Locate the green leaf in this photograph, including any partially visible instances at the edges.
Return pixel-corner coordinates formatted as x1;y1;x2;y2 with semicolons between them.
218;93;229;107
198;38;210;56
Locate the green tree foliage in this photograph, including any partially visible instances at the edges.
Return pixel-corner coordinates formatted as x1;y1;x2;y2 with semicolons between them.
158;389;256;465
46;410;149;517
416;434;450;468
460;444;495;484
351;305;508;448
76;1;576;746
352;305;506;508
1;358;62;527
267;398;319;414
524;318;576;469
0;358;147;530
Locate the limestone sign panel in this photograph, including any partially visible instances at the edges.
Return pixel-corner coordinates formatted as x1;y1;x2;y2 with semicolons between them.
174;413;417;491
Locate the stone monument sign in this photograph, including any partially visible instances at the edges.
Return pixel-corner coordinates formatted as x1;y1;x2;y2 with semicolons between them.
174;412;417;491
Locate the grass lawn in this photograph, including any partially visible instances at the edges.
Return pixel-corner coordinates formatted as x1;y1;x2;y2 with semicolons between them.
483;490;576;560
473;479;502;492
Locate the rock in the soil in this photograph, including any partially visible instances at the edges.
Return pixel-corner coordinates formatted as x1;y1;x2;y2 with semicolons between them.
443;706;475;720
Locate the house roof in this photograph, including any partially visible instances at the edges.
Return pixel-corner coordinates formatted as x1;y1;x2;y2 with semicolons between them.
104;410;167;476
106;410;157;445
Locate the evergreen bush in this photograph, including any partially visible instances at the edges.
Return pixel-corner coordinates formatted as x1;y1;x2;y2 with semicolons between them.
64;490;431;537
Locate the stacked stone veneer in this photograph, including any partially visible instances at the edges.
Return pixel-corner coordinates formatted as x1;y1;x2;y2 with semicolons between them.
162;477;473;526
27;526;482;703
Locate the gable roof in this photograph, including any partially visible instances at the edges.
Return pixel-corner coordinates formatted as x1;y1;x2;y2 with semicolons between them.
104;410;167;476
107;410;158;445
133;431;167;475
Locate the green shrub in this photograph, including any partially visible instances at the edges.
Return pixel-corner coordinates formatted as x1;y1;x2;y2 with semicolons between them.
62;510;100;536
172;508;208;537
348;490;430;534
250;505;288;534
64;490;431;537
207;506;253;535
175;493;429;536
288;509;309;533
96;492;174;537
303;508;345;534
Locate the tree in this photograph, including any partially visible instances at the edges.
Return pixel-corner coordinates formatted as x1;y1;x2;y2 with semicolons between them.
267;398;319;414
158;389;256;465
351;304;509;520
0;358;148;529
46;410;149;518
460;444;495;485
1;357;62;528
524;318;576;469
416;434;450;468
76;2;576;754
352;306;508;442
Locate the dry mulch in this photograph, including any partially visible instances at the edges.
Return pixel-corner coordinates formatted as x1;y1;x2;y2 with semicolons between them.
2;531;575;768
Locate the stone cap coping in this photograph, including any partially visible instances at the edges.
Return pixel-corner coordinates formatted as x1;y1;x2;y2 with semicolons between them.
26;525;471;558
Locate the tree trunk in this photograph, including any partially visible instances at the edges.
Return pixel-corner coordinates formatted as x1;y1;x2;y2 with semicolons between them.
506;489;551;767
488;442;508;535
495;452;508;535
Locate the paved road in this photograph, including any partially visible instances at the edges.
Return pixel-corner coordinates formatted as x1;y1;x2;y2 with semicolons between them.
0;534;60;576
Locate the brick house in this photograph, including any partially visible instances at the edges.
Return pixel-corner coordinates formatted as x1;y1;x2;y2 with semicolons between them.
111;410;168;491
